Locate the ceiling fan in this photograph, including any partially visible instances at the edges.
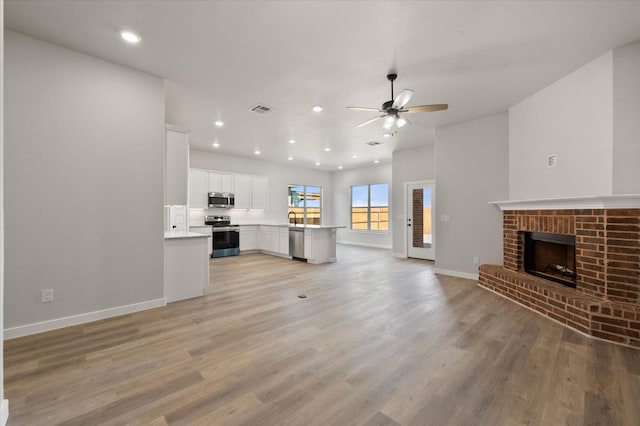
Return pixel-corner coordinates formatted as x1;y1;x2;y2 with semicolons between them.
346;73;448;131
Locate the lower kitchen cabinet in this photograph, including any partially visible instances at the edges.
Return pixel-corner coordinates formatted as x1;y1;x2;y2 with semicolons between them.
240;226;258;251
278;227;289;255
189;226;212;256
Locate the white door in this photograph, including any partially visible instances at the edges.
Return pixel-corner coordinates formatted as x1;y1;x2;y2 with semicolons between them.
407;182;435;260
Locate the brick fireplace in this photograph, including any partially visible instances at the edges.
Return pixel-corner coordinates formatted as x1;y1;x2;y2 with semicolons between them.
479;201;640;348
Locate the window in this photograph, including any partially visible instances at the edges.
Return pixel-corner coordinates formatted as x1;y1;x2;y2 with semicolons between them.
351;184;389;230
288;185;322;225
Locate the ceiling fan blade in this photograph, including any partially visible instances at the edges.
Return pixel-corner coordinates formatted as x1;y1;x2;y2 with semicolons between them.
403;104;449;113
346;106;382;112
356;115;386;128
392;89;414;109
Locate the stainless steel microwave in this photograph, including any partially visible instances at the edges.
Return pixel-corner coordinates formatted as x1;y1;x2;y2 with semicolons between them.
208;192;235;208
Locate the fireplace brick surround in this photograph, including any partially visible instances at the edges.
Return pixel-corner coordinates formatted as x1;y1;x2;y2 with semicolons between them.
479;207;640;348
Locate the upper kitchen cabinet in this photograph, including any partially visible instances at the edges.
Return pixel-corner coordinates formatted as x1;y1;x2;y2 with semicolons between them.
208;171;234;194
234;174;268;210
165;125;189;205
188;169;208;209
234;174;252;209
251;175;267;209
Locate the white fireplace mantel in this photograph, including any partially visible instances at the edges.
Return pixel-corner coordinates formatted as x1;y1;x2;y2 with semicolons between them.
489;194;640;211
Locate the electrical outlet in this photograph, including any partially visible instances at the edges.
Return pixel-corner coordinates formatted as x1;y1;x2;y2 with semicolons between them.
473;256;479;264
41;289;54;303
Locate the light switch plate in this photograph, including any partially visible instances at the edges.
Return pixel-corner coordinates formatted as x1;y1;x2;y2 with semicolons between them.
440;215;451;222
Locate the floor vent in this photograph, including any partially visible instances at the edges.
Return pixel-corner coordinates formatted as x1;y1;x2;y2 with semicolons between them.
250;104;275;115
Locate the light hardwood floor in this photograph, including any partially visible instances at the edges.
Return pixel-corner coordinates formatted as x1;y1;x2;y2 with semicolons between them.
5;245;640;425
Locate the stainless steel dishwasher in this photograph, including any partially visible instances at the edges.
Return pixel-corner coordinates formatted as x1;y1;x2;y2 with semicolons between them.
289;227;305;259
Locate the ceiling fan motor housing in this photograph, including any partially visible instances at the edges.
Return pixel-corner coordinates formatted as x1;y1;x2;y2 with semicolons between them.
382;100;395;111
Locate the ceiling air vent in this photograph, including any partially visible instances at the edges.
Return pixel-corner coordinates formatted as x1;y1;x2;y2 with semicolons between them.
250;104;274;115
365;141;383;147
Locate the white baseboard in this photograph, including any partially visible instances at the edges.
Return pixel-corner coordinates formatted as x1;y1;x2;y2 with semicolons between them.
433;268;479;281
0;399;8;426
4;298;166;340
392;252;407;258
336;241;392;250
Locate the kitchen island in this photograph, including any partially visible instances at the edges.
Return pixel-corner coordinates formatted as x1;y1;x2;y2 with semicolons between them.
164;231;209;302
230;224;346;264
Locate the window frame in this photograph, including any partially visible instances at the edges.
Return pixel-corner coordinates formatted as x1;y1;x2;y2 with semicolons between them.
350;183;389;231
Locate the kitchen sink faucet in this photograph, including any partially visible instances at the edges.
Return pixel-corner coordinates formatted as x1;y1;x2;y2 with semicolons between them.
288;210;297;225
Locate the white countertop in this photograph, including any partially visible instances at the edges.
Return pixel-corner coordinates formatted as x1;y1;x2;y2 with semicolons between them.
190;223;346;229
164;231;210;240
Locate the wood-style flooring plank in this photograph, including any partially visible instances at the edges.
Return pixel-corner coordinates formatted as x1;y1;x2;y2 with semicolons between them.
4;245;640;425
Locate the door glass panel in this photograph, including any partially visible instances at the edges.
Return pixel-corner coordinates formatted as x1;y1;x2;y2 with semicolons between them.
412;188;432;249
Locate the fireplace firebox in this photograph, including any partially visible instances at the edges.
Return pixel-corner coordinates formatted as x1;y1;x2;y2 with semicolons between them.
524;232;576;288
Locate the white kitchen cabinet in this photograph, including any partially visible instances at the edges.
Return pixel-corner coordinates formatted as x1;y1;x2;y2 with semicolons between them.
278;227;289;255
164;234;209;303
189;226;213;256
304;228;337;264
234;174;252;209
258;226;269;251
189;169;209;209
240;226;258;251
251;175;268;209
221;174;234;193
208;172;234;194
208;172;221;193
165;126;189;206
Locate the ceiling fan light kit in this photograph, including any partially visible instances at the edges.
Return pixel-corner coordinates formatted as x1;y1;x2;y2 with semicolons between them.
346;73;448;131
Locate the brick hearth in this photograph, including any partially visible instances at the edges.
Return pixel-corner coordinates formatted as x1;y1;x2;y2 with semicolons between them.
479;208;640;348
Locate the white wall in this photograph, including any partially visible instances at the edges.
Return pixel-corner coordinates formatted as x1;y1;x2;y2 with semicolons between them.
0;3;7;421
391;145;435;255
509;52;613;200
4;32;165;333
612;41;640;194
333;163;392;249
434;113;509;278
189;150;334;225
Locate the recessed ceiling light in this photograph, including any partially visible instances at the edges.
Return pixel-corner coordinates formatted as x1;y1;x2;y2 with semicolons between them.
289;139;296;144
315;161;321;166
212;142;220;148
383;133;392;138
120;31;141;44
312;105;323;113
254;150;261;155
374;160;380;164
338;166;343;170
214;120;224;127
288;156;293;161
352;154;358;158
324;147;331;152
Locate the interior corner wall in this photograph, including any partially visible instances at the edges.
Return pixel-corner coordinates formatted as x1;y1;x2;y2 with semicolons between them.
4;31;165;332
391;145;435;255
435;113;509;277
189;150;334;225
0;2;7;420
332;163;392;248
509;52;613;200
612;41;640;194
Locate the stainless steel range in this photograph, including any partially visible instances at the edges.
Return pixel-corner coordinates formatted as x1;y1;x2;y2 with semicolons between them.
204;215;239;258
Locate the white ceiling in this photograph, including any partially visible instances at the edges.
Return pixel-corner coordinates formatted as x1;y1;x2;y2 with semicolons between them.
5;1;640;170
